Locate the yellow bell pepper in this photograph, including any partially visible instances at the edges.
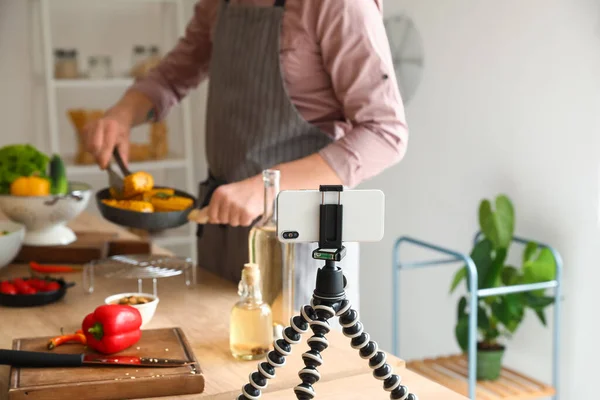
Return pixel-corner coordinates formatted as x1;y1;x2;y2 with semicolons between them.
10;176;51;196
123;171;154;198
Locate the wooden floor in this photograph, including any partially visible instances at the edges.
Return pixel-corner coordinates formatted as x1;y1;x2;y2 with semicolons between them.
406;355;555;400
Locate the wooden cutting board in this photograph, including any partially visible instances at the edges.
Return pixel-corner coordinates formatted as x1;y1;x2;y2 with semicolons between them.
7;328;204;400
14;232;152;264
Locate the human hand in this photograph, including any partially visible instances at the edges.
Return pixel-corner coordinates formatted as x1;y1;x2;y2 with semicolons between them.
82;110;131;170
207;175;264;227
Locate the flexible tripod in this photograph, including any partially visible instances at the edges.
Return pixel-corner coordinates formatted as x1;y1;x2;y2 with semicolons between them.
238;186;418;400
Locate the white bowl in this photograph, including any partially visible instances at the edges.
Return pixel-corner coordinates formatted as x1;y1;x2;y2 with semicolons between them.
104;293;159;328
0;182;91;246
0;221;25;269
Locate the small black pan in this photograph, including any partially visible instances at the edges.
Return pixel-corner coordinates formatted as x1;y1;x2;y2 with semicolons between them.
96;186;197;231
96;149;199;231
0;277;74;308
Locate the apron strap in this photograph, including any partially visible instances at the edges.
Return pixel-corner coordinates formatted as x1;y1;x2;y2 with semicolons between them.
224;0;286;6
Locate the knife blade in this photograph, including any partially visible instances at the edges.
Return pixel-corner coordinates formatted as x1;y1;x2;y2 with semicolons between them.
0;349;189;368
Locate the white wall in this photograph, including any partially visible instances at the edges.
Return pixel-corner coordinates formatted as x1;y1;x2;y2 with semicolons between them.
359;1;600;398
2;0;599;398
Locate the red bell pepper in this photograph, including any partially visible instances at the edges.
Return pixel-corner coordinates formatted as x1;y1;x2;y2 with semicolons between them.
82;304;142;354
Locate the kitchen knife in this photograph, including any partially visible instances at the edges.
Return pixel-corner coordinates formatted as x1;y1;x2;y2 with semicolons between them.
0;349;189;368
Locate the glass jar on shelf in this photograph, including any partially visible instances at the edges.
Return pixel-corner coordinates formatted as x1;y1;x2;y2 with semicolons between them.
130;45;147;78
54;48;79;79
248;170;295;339
87;55;113;79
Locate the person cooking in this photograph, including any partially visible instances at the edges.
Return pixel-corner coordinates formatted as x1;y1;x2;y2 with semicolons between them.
83;0;408;315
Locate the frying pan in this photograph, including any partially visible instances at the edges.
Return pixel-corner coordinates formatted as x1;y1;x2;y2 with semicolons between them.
95;149;200;232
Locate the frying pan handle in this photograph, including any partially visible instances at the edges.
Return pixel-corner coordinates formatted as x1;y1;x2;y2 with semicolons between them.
0;350;84;368
112;148;132;176
188;207;209;224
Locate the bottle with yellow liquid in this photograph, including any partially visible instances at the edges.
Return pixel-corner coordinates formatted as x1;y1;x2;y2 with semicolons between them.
230;263;273;360
248;170;295;338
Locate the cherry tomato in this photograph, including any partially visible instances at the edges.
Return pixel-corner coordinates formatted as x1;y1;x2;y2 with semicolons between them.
0;281;17;295
26;279;47;291
43;282;61;292
13;278;37;295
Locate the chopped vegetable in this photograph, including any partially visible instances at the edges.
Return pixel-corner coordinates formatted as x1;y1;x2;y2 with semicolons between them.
123;171;154;198
10;175;50;196
47;332;87;350
82;304;142;354
102;199;154;213
0;144;50;194
0;230;10;236
150;193;194;212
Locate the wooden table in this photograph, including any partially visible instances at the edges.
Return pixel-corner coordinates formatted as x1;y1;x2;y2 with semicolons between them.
0;213;468;400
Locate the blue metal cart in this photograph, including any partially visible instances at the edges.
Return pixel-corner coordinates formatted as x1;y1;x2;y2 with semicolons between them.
392;233;562;399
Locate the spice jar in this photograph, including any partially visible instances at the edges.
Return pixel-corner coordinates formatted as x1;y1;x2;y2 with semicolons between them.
54;48;79;79
130;45;147;78
87;55;113;79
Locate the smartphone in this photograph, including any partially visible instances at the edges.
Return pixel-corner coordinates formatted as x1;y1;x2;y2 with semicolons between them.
276;189;385;243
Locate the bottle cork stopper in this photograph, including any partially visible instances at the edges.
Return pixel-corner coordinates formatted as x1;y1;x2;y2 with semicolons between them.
243;263;260;286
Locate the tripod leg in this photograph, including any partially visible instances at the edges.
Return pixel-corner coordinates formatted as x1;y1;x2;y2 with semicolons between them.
337;299;419;400
237;307;313;400
293;301;337;400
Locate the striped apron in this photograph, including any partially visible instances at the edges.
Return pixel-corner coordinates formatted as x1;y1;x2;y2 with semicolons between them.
196;0;360;315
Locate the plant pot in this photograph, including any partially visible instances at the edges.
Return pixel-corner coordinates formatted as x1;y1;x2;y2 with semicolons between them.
476;345;505;381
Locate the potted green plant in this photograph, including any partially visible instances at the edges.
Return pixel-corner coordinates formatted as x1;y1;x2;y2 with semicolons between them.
449;194;557;380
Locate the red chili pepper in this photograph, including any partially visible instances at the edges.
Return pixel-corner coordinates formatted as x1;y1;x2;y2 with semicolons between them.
47;332;87;350
29;262;78;273
0;281;17;295
81;304;142;354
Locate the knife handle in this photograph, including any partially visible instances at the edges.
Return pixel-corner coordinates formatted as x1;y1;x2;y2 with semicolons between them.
0;350;84;368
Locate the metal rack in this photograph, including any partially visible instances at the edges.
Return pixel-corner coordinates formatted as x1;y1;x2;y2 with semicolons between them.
83;254;196;296
392;233;563;399
30;0;197;258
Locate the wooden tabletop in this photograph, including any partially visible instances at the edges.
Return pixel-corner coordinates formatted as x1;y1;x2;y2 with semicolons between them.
0;213;467;399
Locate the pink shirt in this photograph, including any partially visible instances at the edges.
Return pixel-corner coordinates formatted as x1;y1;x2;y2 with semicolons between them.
132;0;408;188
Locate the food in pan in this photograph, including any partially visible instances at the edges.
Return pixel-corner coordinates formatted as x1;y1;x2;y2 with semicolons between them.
101;199;154;213
0;278;61;295
149;193;194;212
1;230;11;236
123;171;154;198
102;171;194;214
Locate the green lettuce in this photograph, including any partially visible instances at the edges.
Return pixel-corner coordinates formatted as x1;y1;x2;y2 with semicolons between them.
0;144;50;194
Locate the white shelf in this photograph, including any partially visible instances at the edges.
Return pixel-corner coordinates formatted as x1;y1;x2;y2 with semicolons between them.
35;0;198;261
65;154;187;174
53;78;134;89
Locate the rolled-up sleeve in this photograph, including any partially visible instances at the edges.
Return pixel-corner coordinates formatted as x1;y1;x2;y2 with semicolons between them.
315;0;409;188
130;0;216;121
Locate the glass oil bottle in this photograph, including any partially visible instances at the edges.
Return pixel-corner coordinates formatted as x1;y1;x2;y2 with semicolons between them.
230;263;273;361
248;170;295;338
